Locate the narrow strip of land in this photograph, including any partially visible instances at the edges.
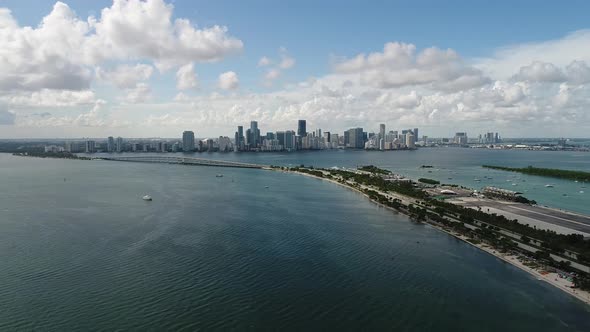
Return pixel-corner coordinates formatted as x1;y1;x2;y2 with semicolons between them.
483;165;590;182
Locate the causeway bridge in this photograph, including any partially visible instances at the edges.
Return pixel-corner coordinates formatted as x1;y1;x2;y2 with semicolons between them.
100;155;267;169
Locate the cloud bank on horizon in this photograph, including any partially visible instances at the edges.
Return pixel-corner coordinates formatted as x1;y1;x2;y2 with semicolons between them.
1;0;590;138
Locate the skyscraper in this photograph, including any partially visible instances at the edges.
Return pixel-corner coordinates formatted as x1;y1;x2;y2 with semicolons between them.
182;131;195;152
276;131;285;149
413;128;419;141
85;140;95;153
405;132;415;148
285;130;295;150
250;121;260;148
116;137;123;152
298;120;307;137
107;136;114;153
379;124;386;143
347;128;364;149
454;132;468;145
235;126;244;150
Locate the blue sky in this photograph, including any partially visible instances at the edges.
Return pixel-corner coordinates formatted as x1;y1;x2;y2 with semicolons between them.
1;0;590;138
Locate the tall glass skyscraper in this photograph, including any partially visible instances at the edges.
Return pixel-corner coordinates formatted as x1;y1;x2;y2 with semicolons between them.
298;120;307;137
182;131;195;152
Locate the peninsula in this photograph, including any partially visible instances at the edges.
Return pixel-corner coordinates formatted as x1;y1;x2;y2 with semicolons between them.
279;165;590;304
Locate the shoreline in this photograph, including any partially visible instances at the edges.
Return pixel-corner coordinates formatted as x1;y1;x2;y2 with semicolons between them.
283;168;590;306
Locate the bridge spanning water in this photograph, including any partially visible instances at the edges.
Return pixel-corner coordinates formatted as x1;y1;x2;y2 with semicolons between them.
100;155;267;169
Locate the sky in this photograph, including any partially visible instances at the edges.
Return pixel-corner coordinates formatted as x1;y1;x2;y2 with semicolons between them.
1;0;590;138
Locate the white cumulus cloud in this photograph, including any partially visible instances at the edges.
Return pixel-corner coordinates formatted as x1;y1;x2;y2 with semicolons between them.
176;63;198;90
218;71;239;90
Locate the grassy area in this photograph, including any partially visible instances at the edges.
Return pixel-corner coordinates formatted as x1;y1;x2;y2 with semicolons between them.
358;165;391;174
13;151;91;160
483;165;590;182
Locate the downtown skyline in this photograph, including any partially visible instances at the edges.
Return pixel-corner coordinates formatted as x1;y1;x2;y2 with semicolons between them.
1;1;590;138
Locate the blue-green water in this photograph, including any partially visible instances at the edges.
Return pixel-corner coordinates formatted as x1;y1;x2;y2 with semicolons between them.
1;152;589;330
150;148;590;215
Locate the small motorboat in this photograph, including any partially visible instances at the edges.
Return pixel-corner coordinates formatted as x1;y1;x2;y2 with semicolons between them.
216;174;223;178
142;195;152;201
545;184;554;188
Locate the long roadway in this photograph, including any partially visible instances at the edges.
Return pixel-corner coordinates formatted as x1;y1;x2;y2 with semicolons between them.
452;199;590;236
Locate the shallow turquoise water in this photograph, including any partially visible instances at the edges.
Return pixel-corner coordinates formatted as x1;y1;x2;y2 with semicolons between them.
0;153;589;330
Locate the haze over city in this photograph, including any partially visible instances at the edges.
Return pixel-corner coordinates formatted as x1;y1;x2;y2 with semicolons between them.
1;0;590;138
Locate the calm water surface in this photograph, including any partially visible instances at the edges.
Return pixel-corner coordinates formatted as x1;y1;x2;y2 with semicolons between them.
0;153;589;330
161;148;590;215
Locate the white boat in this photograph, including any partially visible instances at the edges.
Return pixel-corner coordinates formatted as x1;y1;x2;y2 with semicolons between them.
216;174;223;178
545;184;554;188
142;195;152;201
512;183;517;186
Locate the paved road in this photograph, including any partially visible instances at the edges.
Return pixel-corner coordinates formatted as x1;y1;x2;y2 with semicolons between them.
456;199;590;235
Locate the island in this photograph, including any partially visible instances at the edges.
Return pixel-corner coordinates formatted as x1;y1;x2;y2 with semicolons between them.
483;165;590;182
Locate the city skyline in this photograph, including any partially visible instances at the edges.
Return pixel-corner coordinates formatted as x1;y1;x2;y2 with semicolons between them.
2;0;590;138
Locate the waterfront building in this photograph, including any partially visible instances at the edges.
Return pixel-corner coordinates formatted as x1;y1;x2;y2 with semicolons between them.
454;132;468;145
331;134;339;148
65;141;82;153
250;121;260;148
107;136;115;152
298;120;307;137
116;137;123;152
379;124;386;144
413;128;419;141
262;138;282;151
171;142;180;152
346;127;364;149
182;131;195;152
44;145;64;153
285;130;295;150
218;136;232;152
235;126;245;151
276;131;285;149
405;132;415;148
85;140;96;153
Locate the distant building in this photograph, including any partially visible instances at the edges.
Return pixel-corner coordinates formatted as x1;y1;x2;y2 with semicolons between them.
347;127;364;149
182;131;195;152
298;120;307;137
218;136;232;152
284;130;295;150
405;132;415;148
331;133;339;148
454;132;468;145
235;125;245;151
116;137;123;152
249;121;260;148
44;145;64;153
85;140;96;153
107;136;115;152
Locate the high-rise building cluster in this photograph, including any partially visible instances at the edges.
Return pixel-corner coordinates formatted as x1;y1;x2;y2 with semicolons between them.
478;132;501;144
59;120;424;154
